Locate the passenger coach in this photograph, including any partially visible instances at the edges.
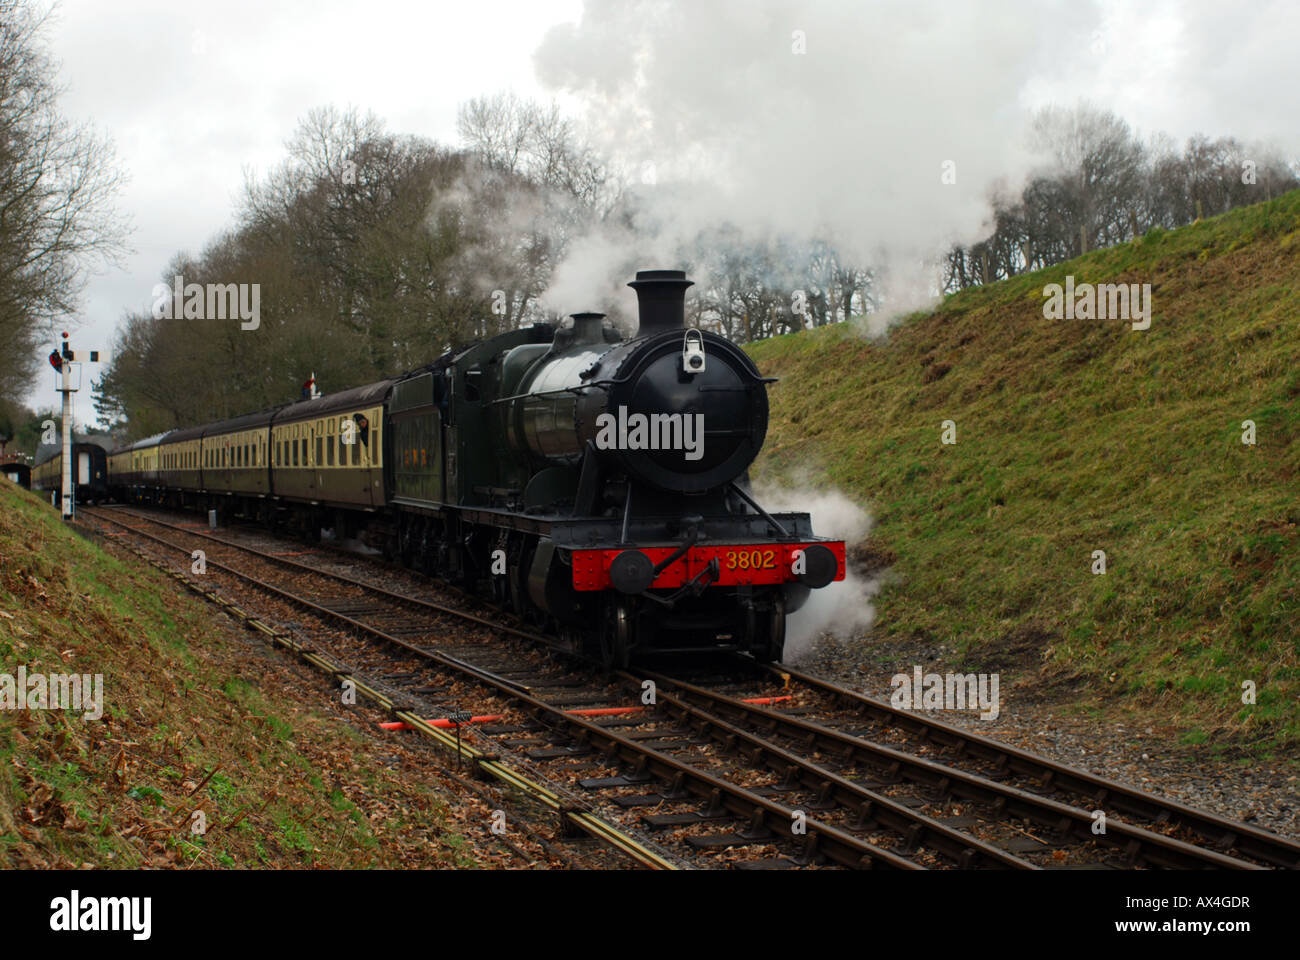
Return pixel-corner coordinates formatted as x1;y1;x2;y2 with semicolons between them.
33;442;109;505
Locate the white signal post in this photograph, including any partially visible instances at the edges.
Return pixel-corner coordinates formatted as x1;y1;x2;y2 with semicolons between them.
53;332;108;520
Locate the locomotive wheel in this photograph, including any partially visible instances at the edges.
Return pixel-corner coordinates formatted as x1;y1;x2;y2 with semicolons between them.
599;599;634;670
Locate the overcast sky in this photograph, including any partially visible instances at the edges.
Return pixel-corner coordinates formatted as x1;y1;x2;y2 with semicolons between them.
31;0;1299;425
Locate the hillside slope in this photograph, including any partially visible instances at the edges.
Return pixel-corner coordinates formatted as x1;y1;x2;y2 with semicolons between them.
0;480;484;868
750;191;1300;750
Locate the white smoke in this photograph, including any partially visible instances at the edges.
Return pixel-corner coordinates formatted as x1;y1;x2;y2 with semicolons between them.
753;482;880;662
534;0;1100;317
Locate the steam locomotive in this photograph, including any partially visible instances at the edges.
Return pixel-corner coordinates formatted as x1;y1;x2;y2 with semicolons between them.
109;270;845;665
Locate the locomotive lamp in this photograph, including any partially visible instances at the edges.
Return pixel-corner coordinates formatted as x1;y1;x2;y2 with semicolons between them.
682;329;707;374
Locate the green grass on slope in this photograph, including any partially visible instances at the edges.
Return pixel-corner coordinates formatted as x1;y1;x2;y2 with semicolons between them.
750;191;1300;752
0;480;471;868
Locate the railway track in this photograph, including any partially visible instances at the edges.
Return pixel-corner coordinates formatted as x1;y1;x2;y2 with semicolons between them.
81;504;1300;870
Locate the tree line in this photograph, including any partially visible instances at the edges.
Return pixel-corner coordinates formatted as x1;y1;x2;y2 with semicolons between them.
943;106;1299;291
94;97;1299;441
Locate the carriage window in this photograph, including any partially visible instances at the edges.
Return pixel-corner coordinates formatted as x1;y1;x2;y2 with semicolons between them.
371;424;380;466
316;436;323;465
300;438;307;465
326;432;334;466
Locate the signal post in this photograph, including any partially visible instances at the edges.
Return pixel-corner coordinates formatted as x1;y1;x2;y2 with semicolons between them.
48;332;107;520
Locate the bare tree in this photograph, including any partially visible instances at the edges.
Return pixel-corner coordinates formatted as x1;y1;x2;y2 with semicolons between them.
457;91;620;212
0;0;128;404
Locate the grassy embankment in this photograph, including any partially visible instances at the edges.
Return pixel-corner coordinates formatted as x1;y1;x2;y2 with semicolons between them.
0;479;474;867
750;190;1300;753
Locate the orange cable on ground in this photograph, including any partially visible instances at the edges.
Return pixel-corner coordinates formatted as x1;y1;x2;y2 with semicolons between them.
378;694;791;732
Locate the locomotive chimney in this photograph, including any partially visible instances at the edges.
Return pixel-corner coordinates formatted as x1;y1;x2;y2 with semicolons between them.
628;269;693;337
570;312;605;344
